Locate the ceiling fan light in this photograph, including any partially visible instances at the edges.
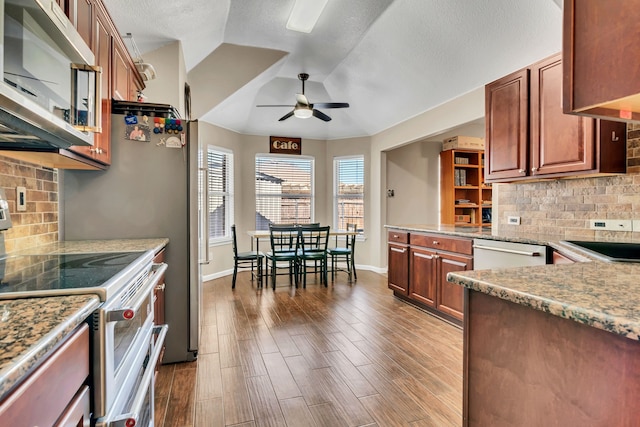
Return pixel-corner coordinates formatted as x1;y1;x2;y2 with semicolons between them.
286;0;328;33
293;106;313;119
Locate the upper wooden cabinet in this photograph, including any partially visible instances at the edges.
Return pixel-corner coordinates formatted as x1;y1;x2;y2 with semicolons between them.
66;0;145;166
485;53;627;183
563;0;640;122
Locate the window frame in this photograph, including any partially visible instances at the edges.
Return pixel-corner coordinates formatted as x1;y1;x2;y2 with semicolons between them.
205;145;234;245
333;155;365;233
255;153;315;230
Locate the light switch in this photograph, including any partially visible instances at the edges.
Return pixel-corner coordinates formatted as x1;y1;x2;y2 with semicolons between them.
16;186;26;211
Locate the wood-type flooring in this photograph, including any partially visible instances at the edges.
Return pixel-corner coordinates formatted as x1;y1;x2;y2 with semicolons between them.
154;269;463;426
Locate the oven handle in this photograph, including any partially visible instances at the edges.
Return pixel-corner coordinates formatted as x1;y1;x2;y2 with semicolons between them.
106;263;168;322
108;324;168;427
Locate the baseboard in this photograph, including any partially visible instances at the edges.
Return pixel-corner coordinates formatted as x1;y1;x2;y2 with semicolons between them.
202;264;386;283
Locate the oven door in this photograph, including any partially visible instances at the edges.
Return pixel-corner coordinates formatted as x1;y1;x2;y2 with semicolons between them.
93;262;168;417
95;324;168;427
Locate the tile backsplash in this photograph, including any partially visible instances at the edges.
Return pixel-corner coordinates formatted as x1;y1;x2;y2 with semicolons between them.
495;123;640;239
0;155;58;252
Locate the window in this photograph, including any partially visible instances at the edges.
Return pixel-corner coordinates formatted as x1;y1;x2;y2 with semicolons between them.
204;146;233;242
255;155;314;230
334;155;364;232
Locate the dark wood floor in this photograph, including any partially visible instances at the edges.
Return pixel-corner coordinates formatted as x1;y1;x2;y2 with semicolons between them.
154;269;463;427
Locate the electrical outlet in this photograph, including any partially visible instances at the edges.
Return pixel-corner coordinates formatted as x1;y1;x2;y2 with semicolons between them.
507;216;520;225
16;186;26;212
589;219;632;231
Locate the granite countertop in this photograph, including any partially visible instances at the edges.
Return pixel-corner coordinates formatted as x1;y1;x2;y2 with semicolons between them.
386;223;640;341
0;295;101;400
12;238;169;255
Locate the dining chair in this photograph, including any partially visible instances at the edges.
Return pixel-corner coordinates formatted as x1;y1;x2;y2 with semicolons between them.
328;223;357;282
265;225;300;290
298;225;330;287
231;225;264;289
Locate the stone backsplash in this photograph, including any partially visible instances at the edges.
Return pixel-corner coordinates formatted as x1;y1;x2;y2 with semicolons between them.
495;123;640;239
0;155;58;252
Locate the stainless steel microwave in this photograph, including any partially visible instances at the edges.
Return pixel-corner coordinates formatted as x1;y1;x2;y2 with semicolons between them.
0;0;100;150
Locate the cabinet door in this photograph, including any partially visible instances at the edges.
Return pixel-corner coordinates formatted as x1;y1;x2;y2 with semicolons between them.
113;41;130;101
409;247;437;307
74;0;93;48
485;69;529;180
530;55;595;176
388;243;409;294
68;2;112;165
437;252;471;320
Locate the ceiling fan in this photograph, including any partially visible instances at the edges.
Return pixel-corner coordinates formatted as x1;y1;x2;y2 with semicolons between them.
256;73;349;122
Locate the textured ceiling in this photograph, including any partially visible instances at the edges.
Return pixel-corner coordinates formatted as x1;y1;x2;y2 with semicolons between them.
103;0;563;140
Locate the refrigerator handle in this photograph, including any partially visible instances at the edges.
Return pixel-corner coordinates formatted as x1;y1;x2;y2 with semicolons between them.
199;167;210;264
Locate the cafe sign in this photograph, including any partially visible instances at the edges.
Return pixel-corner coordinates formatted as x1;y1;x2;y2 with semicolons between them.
270;136;301;155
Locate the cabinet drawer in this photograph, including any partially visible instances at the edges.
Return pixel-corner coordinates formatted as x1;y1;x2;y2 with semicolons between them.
0;324;89;426
410;233;472;255
388;230;409;244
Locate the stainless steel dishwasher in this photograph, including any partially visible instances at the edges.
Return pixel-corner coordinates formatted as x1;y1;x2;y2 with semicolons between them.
473;238;548;269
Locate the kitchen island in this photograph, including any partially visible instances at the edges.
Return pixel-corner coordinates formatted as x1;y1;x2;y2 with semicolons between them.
447;262;640;426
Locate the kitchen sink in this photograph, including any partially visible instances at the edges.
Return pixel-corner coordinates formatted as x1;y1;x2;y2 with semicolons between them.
561;240;640;262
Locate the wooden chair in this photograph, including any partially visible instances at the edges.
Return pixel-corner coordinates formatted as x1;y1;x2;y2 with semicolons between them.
231;225;264;289
265;225;300;290
298;225;330;287
328;223;357;282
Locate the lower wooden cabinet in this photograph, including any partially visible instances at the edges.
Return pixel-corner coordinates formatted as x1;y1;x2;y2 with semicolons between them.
0;324;89;426
153;247;167;372
388;232;409;294
388;230;471;324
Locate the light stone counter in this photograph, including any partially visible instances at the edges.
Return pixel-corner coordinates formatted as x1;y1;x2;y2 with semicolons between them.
13;238;169;255
0;295;100;400
386;224;640;340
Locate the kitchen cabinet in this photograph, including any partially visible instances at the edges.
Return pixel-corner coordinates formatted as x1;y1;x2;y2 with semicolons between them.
409;233;470;322
440;149;491;226
562;0;640;122
67;0;144;166
153;248;167;373
69;0;112;165
485;53;627;183
388;229;471;324
0;324;90;426
387;231;409;294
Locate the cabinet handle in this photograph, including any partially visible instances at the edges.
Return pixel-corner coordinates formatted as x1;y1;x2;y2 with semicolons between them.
393;234;398;238
518;169;525;174
90;148;104;154
390;247;406;253
155;283;166;291
432;241;439;245
531;167;538;172
612;131;620;142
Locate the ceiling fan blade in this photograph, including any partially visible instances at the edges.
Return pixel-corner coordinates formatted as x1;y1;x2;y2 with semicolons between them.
256;104;295;107
311;102;350;109
296;94;310;106
278;111;295;121
312;109;331;122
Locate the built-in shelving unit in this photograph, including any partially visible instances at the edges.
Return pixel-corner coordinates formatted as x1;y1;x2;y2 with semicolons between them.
440;149;491;226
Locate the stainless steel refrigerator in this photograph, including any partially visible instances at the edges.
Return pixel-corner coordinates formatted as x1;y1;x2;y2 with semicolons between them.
62;106;205;363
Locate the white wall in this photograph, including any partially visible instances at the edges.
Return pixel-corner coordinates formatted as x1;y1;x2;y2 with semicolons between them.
386;140;442;226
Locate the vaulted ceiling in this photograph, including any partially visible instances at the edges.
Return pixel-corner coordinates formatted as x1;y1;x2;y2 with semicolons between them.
103;0;563;140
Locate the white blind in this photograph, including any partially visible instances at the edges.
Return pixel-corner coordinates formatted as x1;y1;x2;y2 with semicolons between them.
334;156;364;232
207;147;233;239
255;155;314;230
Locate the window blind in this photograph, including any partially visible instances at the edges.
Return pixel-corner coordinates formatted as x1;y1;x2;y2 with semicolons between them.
206;147;233;240
255;155;314;230
335;156;364;232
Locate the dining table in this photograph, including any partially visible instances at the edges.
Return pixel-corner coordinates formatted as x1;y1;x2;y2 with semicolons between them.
247;228;358;253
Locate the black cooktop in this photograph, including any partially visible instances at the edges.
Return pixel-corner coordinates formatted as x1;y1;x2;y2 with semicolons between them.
0;252;149;300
